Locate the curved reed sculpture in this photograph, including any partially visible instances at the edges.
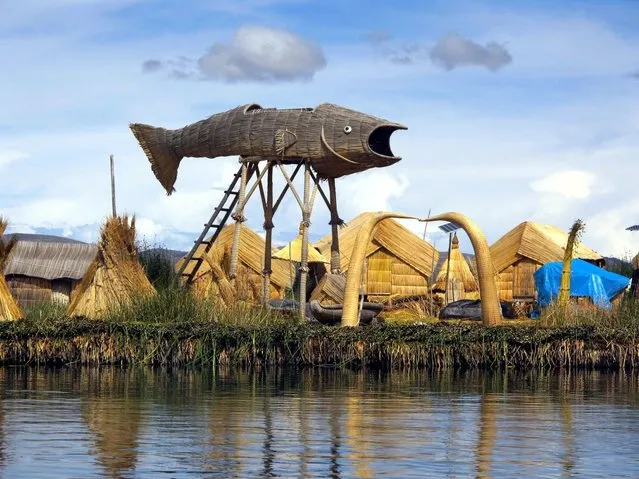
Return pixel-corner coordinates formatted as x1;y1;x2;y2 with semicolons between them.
340;212;502;327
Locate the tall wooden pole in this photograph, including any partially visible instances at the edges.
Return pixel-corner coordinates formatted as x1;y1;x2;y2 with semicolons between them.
444;232;453;305
328;178;342;274
110;154;117;217
262;163;274;305
298;161;311;320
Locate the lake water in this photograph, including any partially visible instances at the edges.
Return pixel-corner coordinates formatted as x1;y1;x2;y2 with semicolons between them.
0;367;637;478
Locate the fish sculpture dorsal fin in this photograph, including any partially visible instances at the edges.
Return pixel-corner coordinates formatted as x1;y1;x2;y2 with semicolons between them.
275;129;297;155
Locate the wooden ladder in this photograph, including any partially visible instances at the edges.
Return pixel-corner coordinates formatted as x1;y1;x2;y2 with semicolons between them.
177;164;255;285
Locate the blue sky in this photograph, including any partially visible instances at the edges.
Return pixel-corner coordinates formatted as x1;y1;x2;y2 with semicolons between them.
1;0;638;257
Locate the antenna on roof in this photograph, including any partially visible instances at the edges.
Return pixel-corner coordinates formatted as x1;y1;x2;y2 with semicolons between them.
110;154;117;217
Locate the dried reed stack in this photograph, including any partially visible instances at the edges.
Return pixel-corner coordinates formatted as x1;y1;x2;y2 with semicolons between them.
0;218;22;321
67;215;156;319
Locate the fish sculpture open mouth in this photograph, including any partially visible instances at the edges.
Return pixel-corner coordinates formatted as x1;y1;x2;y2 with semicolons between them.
367;124;407;160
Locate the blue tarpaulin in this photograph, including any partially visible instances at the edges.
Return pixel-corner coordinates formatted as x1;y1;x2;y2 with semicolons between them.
533;259;631;311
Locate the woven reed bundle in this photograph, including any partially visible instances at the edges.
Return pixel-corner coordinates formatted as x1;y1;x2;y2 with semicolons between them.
0;218;23;321
67;215;156;319
433;233;479;294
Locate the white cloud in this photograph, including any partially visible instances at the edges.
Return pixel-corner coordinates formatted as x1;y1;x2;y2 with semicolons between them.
340;171;410;217
530;170;597;199
147;26;327;83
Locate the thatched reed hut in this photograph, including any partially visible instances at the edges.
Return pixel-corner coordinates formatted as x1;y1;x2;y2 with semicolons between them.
0;219;22;320
490;221;604;301
432;233;479;304
314;213;440;301
176;224;292;302
67;215;156;319
2;233;97;309
273;232;329;300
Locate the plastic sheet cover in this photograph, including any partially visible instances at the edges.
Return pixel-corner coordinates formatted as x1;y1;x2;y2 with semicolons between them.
534;259;631;310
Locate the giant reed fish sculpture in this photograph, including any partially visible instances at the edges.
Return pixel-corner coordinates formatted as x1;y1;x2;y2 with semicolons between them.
130;103;406;195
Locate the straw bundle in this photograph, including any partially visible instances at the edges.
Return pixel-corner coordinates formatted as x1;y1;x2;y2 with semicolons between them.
0;218;23;321
67;215;156;318
433;233;478;301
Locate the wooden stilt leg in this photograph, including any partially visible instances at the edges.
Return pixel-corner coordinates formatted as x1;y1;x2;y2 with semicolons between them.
262;164;274;305
298;161;312;320
328;178;342;274
229;162;248;281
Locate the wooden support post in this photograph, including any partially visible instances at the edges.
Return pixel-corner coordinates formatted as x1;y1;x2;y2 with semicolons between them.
444;232;453;305
262;163;274;305
298;161;312;320
109;154;117;217
229;161;249;280
328;178;342;274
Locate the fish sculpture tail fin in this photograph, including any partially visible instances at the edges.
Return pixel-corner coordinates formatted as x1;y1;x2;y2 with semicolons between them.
129;123;181;195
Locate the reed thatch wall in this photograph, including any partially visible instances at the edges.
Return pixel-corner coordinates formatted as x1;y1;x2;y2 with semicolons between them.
314;213;439;301
177;224;292;301
6;276;79;308
3;237;97;309
490;222;604;301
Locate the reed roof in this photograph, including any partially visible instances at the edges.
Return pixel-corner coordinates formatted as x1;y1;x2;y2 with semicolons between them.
433;234;478;292
0;218;23;320
490;221;603;274
273;235;329;263
314;212;439;277
176;224;291;289
67;215;156;319
4;240;97;281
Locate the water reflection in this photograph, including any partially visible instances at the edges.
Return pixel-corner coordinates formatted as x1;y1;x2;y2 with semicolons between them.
81;368;143;478
0;368;635;477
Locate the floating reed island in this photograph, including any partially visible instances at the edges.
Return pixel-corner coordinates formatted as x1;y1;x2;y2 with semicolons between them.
0;292;636;370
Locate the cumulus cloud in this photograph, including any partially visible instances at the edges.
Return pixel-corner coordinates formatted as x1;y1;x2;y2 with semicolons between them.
530;170;597;199
429;34;512;71
366;31;512;71
341;171;410;217
144;26;327;83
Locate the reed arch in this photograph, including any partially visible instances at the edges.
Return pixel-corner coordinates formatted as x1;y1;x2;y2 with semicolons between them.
340;212;502;326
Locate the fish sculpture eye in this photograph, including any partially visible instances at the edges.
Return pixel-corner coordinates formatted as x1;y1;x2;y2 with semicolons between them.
343;125;352;134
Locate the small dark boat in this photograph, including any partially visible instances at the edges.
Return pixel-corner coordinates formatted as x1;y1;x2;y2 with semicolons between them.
309;300;383;326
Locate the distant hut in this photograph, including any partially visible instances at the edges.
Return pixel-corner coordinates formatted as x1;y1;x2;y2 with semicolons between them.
273;229;329;299
432;233;479;304
0;219;22;321
176;224;292;302
3;233;97;309
489;221;604;302
67;215;156;318
314;213;440;302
